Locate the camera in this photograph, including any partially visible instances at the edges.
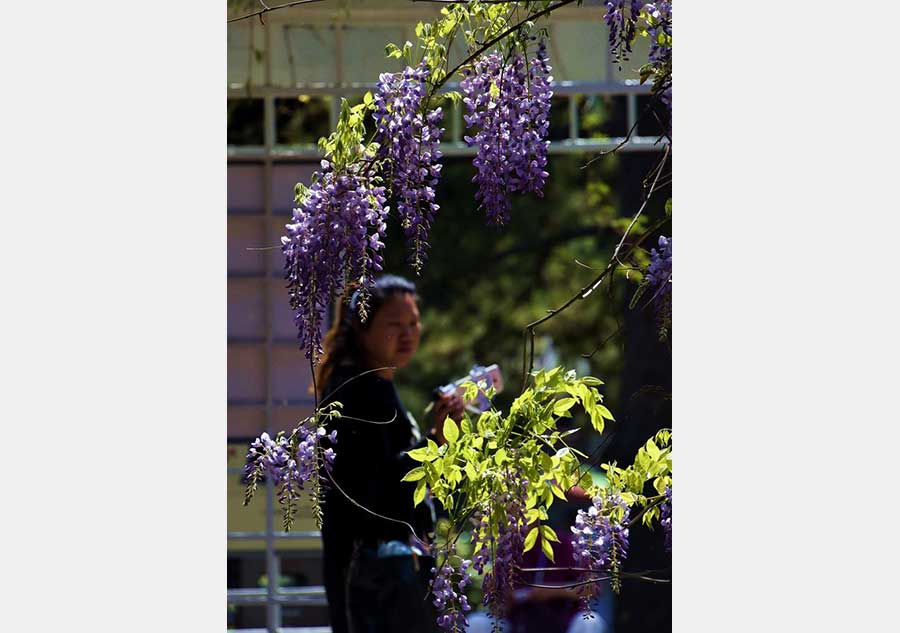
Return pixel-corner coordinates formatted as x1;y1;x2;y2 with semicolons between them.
430;364;504;414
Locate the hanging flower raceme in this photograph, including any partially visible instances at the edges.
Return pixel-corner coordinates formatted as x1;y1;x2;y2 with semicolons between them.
570;494;631;598
469;467;530;619
373;63;444;272
243;418;339;531
282;160;389;360
643;1;672;109
660;485;672;552
461;40;552;225
644;2;672;65
430;542;473;632
646;234;672;327
604;1;645;65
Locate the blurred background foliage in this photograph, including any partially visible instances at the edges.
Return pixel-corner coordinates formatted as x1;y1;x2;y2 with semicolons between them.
382;148;670;459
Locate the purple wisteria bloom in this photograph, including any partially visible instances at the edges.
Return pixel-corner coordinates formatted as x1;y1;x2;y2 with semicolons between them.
646;235;672;309
660;485;672;552
570;494;631;597
604;1;644;65
476;468;529;619
430;543;472;632
373;63;444;272
460;40;552;225
243;420;338;530
282;160;389;360
643;2;673;110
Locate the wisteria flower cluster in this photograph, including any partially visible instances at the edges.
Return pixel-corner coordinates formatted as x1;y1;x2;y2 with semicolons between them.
643;1;672;108
243;411;339;530
646;235;672;327
571;494;631;596
282;160;389;360
660;485;672;552
430;542;473;632
461;40;552;225
646;235;672;299
476;468;530;618
644;2;672;65
373;64;445;272
604;1;644;66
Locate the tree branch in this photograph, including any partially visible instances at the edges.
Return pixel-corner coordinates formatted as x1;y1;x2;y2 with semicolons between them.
521;142;671;384
430;0;580;97
518;569;672;589
227;0;328;24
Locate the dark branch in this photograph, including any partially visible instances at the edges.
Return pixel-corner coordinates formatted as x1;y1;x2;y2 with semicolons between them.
519;569;672;589
521;143;671;385
430;0;580;97
227;0;328;24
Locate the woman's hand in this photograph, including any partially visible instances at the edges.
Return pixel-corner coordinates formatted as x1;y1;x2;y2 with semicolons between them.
432;391;465;426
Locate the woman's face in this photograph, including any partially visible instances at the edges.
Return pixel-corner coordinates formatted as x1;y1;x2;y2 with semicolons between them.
357;292;421;373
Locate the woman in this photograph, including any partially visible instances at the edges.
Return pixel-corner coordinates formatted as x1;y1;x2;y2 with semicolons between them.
316;275;463;633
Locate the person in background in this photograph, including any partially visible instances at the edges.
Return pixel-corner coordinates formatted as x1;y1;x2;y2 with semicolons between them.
315;275;464;633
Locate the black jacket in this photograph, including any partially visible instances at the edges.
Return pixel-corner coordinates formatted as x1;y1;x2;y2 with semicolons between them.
320;363;434;552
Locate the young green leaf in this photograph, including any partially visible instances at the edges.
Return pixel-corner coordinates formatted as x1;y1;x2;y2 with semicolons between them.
552;397;577;416
541;525;560;543
402;467;426;482
540;535;555;562
524;526;539;552
444;417;459;444
413;479;427;506
407;447;431;462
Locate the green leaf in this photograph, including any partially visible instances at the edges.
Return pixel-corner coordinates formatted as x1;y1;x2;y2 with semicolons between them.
540;535;555;562
524;526;539;552
549;481;567;501
541;486;553;507
595;403;615;421
653;476;668;495
443;417;459;444
541;525;559;543
413;479;427;506
407;447;430;462
494;448;508;465
643;506;660;528
401;467;426;482
552;397;577;416
629;282;649;309
539;451;553;473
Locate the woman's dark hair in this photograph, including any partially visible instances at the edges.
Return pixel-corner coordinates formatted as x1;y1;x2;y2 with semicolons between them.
314;274;417;397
